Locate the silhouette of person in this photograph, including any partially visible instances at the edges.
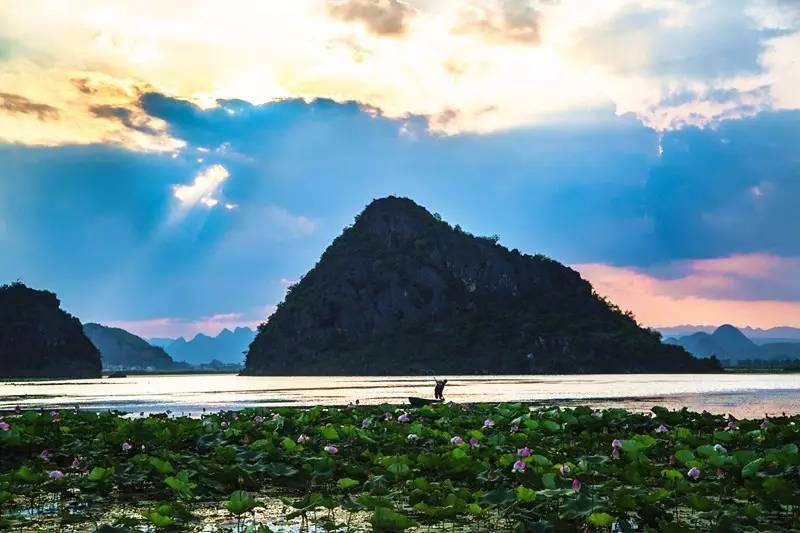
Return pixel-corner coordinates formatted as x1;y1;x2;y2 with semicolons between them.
434;378;448;400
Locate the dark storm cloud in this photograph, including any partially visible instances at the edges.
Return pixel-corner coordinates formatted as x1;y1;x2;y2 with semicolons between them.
456;0;542;45
645;110;800;262
1;94;798;324
0;92;59;120
89;104;159;135
327;0;416;36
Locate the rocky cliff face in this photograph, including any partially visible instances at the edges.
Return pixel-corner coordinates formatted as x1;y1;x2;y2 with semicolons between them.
0;282;101;378
244;197;720;375
83;323;177;370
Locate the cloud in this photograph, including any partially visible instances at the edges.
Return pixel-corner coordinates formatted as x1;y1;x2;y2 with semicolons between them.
455;0;542;45
173;164;229;207
0;92;59;120
0;63;183;150
1;97;797;332
327;0;415;36
641;111;800;262
575;257;800;328
0;0;796;138
263;206;318;237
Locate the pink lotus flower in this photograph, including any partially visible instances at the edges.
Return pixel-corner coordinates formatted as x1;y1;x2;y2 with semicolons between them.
39;449;50;461
611;439;622;459
687;467;700;480
483;418;495;428
398;413;410;423
655;424;668;433
324;445;338;454
296;434;310;444
727;420;738;430
512;460;526;473
253;415;264;424
121;442;132;452
572;478;582;492
0;420;9;431
517;447;531;457
469;437;480;447
48;470;64;480
560;464;570;475
384;412;393;421
71;457;81;469
450;436;463;445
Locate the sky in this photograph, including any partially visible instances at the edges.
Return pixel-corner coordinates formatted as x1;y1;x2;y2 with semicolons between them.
0;0;799;338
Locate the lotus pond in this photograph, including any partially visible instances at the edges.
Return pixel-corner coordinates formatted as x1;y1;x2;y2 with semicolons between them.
1;403;799;532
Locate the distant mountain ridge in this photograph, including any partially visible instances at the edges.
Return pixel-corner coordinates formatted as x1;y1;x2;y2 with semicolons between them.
658;325;800;344
0;282;101;378
153;327;255;365
245;196;719;375
665;324;800;363
83;323;179;371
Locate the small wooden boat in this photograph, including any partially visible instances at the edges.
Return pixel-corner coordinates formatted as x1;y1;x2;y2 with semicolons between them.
408;396;443;407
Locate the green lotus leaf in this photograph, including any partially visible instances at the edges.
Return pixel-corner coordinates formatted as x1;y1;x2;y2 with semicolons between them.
467;503;482;516
531;454;551;466
561;494;604;519
516;485;536;503
587;512;615;526
371;507;416;531
337;477;359;490
227;490;257;516
481;487;514;507
674;449;695;464
148;457;174;474
88;466;114;482
147;511;173;528
741;458;764;477
320;426;339;441
542;420;561;432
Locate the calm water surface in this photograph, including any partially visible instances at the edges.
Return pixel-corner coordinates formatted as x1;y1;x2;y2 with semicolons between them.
2;373;800;418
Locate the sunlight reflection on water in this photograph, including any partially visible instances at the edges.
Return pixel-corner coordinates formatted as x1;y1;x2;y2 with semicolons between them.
2;373;800;418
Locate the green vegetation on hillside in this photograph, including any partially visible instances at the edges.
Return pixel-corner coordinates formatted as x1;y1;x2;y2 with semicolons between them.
246;197;719;375
83;323;178;371
0;282;101;378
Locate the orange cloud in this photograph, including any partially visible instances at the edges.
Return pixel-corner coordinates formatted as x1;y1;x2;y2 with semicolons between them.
574;256;800;328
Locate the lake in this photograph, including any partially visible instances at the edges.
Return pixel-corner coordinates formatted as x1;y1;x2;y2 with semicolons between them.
2;373;800;418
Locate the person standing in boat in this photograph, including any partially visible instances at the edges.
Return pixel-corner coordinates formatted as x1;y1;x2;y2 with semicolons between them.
434;378;448;400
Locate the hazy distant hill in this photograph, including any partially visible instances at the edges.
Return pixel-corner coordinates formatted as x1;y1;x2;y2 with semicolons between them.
665;324;800;363
0;282;101;378
659;325;800;343
148;337;175;349
83;323;178;371
155;327;254;366
245;196;719;375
